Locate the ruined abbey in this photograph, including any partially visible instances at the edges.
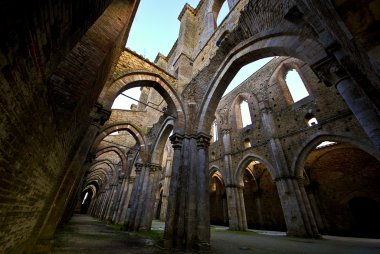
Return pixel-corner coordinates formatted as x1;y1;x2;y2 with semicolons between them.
1;0;380;253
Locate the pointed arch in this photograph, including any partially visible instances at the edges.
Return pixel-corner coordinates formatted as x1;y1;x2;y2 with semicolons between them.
196;34;328;133
235;153;276;186
291;131;380;177
91;122;147;161
98;71;185;132
150;117;175;165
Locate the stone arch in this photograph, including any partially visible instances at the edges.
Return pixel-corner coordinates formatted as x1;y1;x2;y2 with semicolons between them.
228;92;258;129
83;184;98;197
209;166;225;184
96;146;127;173
292;131;380;177
197;34;328;133
98;72;185;132
209;165;225;182
150;117;175;165
269;57;313;105
92;123;146;161
235;153;276;186
89;160;117;185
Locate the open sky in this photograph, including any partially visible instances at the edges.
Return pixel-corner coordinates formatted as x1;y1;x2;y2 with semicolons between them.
112;0;308;111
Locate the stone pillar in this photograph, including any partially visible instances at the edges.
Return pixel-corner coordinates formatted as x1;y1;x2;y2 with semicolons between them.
118;177;135;224
105;183;119;221
222;128;248;231
140;164;162;230
225;184;247;230
306;189;326;232
255;191;264;228
123;162;144;230
100;187;112;220
94;191;105;217
313;52;380;154
195;133;211;249
160;158;173;220
113;175;129;223
260;104;319;237
163;133;184;249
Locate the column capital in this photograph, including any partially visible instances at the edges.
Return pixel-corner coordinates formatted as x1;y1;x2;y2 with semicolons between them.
221;128;232;135
135;162;144;173
90;102;111;127
148;163;162;172
169;133;184;150
196;132;211;149
311;56;349;87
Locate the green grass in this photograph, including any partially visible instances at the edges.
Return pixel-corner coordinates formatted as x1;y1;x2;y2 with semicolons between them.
136;229;164;241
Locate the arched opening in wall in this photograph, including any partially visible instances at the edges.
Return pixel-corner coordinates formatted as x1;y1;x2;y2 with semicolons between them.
155;188;164;219
222;57;273;96
242;160;286;231
243;138;251;149
303;141;380;237
212;120;219;142
112;87;142;110
305;113;318;126
284;69;309;103
216;0;229;27
80;189;94;214
209;172;228;226
240;100;252;128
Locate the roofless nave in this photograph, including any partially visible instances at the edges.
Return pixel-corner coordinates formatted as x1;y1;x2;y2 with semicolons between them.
0;0;379;253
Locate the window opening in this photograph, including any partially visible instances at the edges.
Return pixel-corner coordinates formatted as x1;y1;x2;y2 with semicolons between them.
244;138;251;149
240;100;252;127
216;1;229;26
285;69;309;103
305;113;318;126
213;121;218;142
82;192;89;205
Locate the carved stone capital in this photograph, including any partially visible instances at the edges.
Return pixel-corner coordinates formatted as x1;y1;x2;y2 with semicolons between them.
149;163;162;172
221;128;232;135
135;162;144;173
169;133;184;150
90;102;111;126
196;132;211;149
312;56;349;87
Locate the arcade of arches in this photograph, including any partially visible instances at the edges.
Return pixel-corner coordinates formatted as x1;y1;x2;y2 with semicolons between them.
1;0;380;253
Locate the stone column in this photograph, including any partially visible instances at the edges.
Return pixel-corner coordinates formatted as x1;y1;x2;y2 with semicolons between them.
261;104;319;237
255;191;264;228
163;133;184;249
118;177;135;224
105;183;119;221
140;164;162;230
313;52;380;153
222;128;248;231
195;133;212;249
113;175;129;223
160;158;172;220
123;162;144;230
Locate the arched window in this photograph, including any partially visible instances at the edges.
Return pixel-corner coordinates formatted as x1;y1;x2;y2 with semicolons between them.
240;100;252;127
111;87;141;110
285;69;309;103
305;113;318;126
244;138;251;149
212;121;219;142
216;1;229;26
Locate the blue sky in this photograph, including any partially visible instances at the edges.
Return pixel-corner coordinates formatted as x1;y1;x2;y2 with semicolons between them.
113;1;307;110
